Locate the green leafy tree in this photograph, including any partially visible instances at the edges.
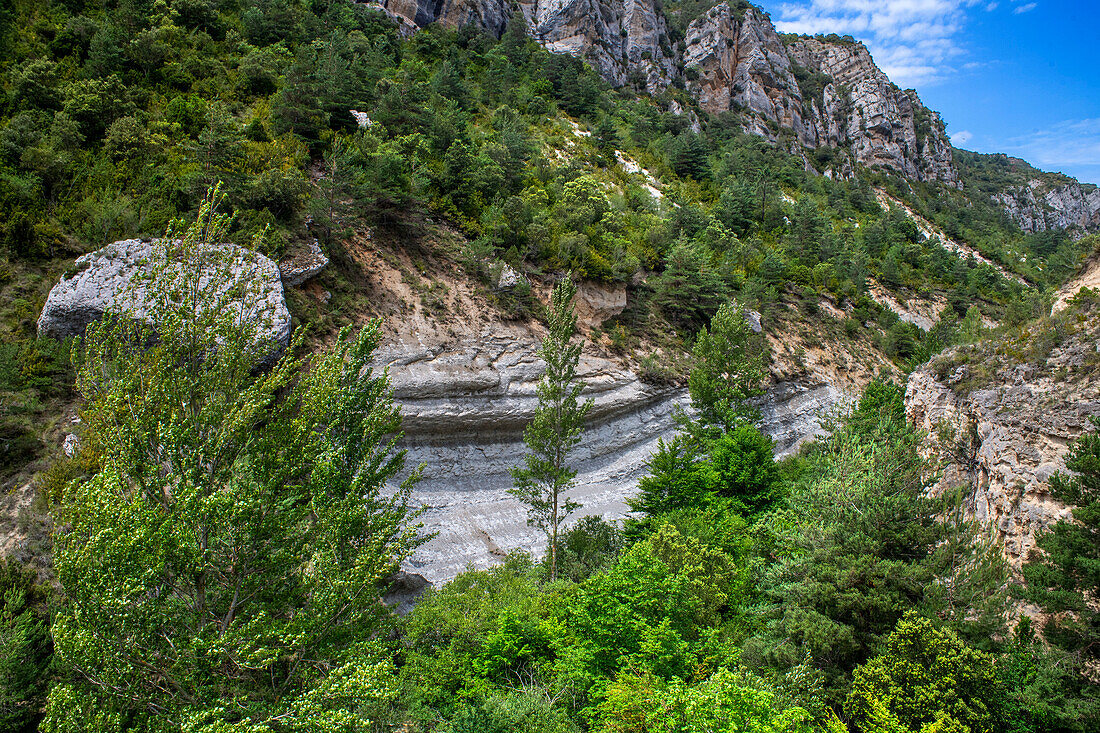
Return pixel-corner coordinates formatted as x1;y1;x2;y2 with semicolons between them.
1023;417;1100;670
510;275;593;582
688;302;767;432
596;667;813;733
561;524;743;689
846;612;999;733
709;424;781;514
626;436;716;538
44;192;422;731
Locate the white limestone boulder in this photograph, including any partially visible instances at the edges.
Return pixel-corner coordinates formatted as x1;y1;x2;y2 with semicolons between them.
38;238;292;349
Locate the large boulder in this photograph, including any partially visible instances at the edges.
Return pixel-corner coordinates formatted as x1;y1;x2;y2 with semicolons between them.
38;238;292;348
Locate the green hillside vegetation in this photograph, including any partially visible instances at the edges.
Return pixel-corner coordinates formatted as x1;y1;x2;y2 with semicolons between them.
1;0;1092;497
0;2;1097;731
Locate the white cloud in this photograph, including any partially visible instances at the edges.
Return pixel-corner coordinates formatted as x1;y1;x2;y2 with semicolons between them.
952;130;974;145
985;2;999;9
772;0;989;86
1003;118;1100;183
1013;2;1037;13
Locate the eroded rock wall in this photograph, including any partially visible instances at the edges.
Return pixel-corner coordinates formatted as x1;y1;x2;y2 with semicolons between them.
995;179;1100;234
519;0;677;93
905;308;1100;570
379;335;852;584
786;38;958;186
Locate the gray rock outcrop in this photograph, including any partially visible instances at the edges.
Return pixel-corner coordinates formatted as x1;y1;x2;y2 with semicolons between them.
374;0;512;36
785;37;958;186
679;6;957;185
906;304;1100;570
38;238;292;348
370;0;962;185
378;334;851;584
684;4;816;149
519;0;677;94
995;178;1100;233
279;239;329;287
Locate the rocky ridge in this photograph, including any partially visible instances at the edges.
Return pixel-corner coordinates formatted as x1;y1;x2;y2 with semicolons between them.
995;178;1100;234
368;0;959;186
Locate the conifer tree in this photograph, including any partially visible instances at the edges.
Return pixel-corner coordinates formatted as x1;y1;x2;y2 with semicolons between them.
1023;417;1100;670
511;275;592;582
687;301;767;433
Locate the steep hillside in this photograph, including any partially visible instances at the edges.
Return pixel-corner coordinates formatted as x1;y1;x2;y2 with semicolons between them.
956;149;1100;234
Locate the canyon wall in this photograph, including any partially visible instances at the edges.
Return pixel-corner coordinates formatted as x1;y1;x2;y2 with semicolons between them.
378;336;851;584
368;0;959;186
905;300;1100;570
995;179;1100;234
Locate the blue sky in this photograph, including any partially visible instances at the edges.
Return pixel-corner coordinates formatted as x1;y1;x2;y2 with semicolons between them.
765;0;1100;184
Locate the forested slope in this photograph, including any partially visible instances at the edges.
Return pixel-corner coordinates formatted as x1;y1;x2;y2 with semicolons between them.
0;1;1097;732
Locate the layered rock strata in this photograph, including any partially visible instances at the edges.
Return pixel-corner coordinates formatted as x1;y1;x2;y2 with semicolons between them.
378;336;851;584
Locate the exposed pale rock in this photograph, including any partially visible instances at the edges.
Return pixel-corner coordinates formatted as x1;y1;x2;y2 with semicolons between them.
996;178;1100;233
349;110;374;128
906;311;1100;571
1053;254;1100;313
375;0;511;36
491;263;525;290
519;0;677;93
786;37;958;186
378;334;853;584
573;281;627;328
684;4;816;149
280;239;329;287
38;238;292;349
678;5;957;186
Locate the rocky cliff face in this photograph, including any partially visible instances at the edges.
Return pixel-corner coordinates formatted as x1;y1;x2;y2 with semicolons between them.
370;0;960;186
682;4;815;148
905;298;1100;570
785;37;958;186
374;0;511;36
519;0;677;94
382;330;859;584
995;178;1100;234
678;6;958;186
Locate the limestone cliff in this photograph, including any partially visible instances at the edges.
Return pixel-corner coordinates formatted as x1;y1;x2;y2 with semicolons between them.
785;37;958;186
995;177;1100;234
372;0;511;36
368;0;960;186
682;4;815;148
905;297;1100;571
327;231;891;584
519;0;677;94
679;6;958;186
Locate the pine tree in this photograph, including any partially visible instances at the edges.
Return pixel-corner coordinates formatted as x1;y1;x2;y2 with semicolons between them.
1023;417;1100;670
510;275;593;582
687;302;767;433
